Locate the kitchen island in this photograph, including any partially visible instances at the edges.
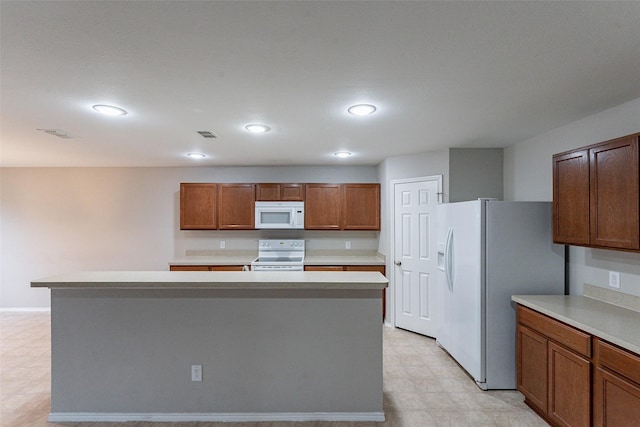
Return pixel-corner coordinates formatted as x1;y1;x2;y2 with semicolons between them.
32;271;388;423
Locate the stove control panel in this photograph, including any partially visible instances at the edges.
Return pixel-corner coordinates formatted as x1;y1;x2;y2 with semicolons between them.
258;239;305;250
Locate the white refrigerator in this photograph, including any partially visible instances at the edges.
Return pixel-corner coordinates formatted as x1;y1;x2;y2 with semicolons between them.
435;200;564;390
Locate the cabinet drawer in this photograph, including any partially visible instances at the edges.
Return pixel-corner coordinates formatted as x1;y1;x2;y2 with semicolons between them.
518;306;591;357
596;339;640;385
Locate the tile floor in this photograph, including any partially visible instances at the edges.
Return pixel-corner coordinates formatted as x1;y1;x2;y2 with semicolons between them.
0;312;547;427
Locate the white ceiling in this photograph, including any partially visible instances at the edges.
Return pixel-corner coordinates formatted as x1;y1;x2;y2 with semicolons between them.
2;1;640;167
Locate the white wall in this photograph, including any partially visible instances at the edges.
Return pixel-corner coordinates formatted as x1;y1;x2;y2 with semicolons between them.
0;166;378;308
377;148;449;258
504;96;640;296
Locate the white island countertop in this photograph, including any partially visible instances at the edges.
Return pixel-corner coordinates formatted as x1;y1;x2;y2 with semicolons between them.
512;295;640;355
32;270;388;290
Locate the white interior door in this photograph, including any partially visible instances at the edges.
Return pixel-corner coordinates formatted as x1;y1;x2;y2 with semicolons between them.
393;178;439;337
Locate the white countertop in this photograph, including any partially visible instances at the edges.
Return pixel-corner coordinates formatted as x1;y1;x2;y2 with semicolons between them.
32;271;389;290
512;295;640;355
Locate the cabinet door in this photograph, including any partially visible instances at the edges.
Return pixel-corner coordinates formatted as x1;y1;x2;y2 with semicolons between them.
256;184;304;201
305;184;342;229
594;367;640;427
594;338;640;426
548;341;591;427
280;184;304;201
590;135;640;249
218;184;256;229
517;324;549;414
553;150;590;245
180;183;217;230
255;184;280;201
342;184;380;230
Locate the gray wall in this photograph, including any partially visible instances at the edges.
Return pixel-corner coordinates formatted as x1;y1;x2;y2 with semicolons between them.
449;148;503;202
504;96;640;296
0;166;378;308
50;288;383;419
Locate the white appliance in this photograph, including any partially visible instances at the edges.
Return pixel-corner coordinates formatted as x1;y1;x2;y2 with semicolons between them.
435;200;564;390
255;201;304;229
251;239;305;271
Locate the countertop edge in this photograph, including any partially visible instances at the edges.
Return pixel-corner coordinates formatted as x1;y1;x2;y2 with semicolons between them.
32;271;389;290
512;295;640;355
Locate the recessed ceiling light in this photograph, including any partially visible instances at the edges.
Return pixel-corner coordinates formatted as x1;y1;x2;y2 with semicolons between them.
186;153;206;159
347;104;376;116
245;124;270;134
92;104;127;116
334;151;352;158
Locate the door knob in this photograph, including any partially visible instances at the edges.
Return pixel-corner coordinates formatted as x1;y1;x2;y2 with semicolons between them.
395;261;402;266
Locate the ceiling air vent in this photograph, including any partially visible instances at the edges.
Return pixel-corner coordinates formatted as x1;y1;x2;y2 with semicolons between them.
37;129;73;139
197;131;217;139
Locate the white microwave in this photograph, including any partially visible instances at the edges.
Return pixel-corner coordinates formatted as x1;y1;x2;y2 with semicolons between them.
255;201;304;229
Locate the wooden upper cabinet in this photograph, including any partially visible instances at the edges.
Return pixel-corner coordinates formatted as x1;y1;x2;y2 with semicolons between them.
218;184;256;229
553;150;590;245
305;184;342;229
589;135;639;250
256;183;304;201
180;183;217;230
342;184;380;230
553;133;640;252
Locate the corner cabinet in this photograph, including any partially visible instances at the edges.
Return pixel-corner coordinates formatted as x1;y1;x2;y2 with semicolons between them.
553;133;640;251
180;183;218;230
343;184;381;230
305;183;380;230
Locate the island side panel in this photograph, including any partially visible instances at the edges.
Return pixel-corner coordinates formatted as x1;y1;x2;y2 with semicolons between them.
50;288;383;417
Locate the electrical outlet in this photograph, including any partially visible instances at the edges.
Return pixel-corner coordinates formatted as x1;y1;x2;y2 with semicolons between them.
609;271;620;289
220;241;226;249
345;241;351;249
191;365;202;382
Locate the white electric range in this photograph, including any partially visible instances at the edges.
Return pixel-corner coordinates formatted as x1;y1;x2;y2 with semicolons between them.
251;239;305;271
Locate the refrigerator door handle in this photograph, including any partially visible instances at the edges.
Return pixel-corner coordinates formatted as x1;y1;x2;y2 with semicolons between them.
445;227;453;290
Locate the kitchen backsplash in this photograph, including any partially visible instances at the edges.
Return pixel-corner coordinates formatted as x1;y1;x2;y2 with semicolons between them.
175;230;380;257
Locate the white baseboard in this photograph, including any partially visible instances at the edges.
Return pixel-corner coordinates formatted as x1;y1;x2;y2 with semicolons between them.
48;412;385;422
0;307;51;312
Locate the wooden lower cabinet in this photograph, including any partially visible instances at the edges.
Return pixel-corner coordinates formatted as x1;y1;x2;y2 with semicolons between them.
517;305;640;427
304;264;386;320
517;325;549;413
548;341;591;427
516;305;591;427
304;266;344;271
170;265;244;271
594;339;640;427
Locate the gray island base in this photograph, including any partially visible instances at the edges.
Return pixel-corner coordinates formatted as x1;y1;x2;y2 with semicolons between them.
32;271;388;423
